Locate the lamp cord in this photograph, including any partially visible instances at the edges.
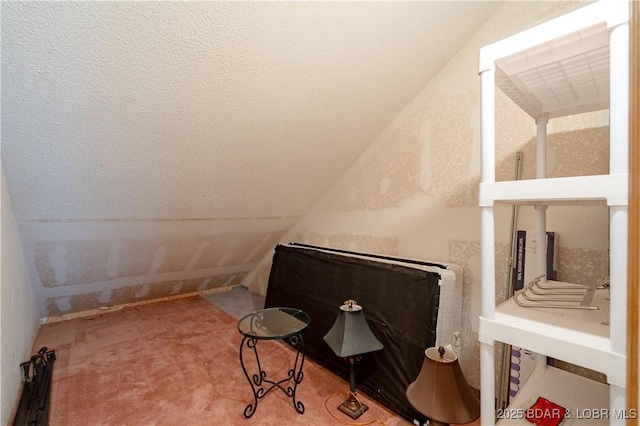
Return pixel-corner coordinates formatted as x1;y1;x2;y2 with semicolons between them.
323;392;388;426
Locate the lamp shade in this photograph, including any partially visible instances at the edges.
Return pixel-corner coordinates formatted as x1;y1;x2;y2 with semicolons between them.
323;301;383;358
406;346;480;424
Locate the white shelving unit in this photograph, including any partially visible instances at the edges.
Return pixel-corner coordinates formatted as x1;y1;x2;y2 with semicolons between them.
478;1;629;425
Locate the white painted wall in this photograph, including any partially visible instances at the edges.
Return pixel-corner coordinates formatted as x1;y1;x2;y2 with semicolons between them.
1;168;40;425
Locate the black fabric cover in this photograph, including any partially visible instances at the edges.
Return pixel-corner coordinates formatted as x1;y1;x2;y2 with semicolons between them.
264;243;442;422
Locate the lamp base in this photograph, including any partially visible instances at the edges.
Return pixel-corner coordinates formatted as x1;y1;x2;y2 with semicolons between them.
338;391;368;419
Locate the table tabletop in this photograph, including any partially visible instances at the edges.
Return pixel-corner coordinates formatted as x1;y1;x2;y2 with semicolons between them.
237;307;310;340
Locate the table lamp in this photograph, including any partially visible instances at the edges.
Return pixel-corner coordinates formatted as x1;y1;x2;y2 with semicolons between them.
406;345;480;426
323;300;384;419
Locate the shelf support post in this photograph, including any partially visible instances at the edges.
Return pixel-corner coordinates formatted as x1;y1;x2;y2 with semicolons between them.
479;67;496;321
609;12;630;421
480;341;495;426
479;63;498;426
535;116;548;286
480;68;495;184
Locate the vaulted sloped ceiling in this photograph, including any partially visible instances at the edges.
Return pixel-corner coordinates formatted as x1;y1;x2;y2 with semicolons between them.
1;1;502;317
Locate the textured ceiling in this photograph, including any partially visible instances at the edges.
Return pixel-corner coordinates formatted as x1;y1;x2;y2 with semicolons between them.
2;1;502;221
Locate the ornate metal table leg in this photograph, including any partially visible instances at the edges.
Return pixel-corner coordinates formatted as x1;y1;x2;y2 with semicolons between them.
286;334;306;414
239;331;307;418
239;335;265;418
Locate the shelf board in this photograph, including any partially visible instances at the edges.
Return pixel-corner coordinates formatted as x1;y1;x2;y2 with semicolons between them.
478;174;628;207
479;280;625;387
478;0;628;119
497;365;609;425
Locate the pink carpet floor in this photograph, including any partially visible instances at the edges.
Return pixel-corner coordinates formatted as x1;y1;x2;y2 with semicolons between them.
30;296;420;425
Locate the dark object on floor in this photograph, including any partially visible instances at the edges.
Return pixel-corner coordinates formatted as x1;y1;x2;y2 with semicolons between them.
525;396;567;426
265;243;442;422
13;347;56;426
